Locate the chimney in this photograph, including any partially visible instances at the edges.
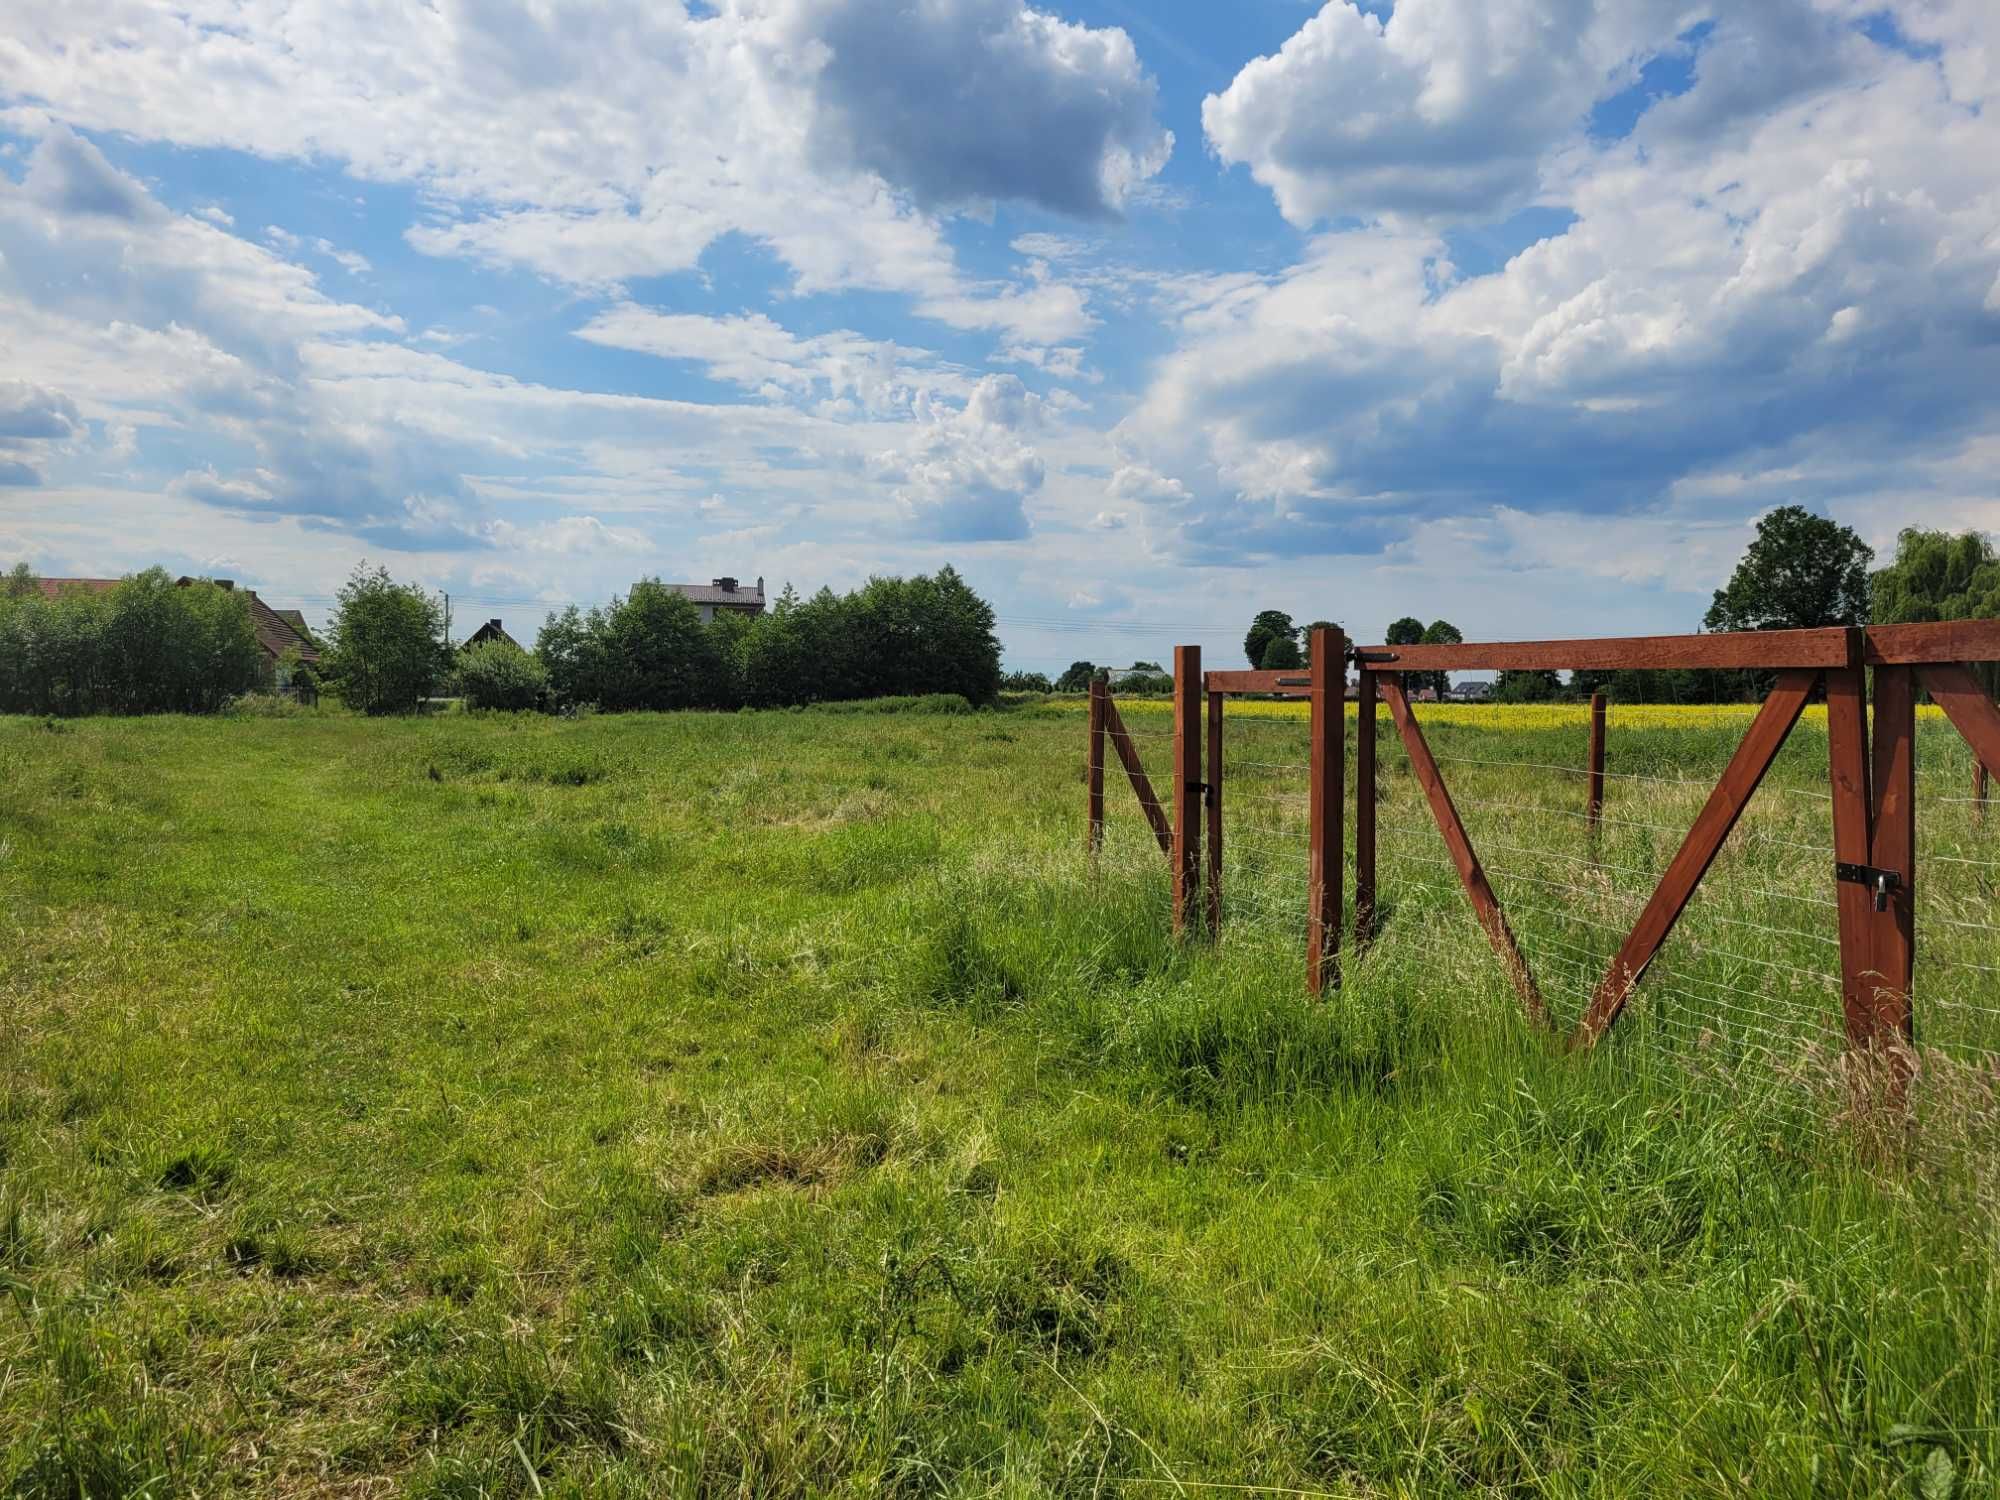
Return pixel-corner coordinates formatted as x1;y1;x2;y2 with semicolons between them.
756;575;764;596
713;576;737;593
489;618;502;632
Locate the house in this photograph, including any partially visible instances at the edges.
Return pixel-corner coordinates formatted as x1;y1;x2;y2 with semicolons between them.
35;576;320;686
1450;680;1494;702
667;576;765;623
463;618;522;651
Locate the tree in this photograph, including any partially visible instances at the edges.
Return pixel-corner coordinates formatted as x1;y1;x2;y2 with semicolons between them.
1704;506;1873;634
1385;616;1426;647
1258;633;1303;670
1418;619;1462;700
326;564;449;714
534;604;606;710
1057;661;1098;692
457;639;549;711
1244;610;1296;669
594;580;723;711
1494;669;1562;703
1872;527;2000;698
1000;669;1053;693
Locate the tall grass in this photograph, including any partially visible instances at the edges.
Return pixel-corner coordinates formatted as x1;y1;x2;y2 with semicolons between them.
0;703;1995;1494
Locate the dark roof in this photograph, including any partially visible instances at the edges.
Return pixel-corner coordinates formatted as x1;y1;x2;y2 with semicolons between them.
243;592;319;663
464;619;523;651
668;579;765;608
273;608;318;645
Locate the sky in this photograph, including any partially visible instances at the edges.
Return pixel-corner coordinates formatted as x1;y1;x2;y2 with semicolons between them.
3;0;1999;673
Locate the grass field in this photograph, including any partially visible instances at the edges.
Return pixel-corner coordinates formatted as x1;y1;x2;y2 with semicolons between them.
3;700;1999;1496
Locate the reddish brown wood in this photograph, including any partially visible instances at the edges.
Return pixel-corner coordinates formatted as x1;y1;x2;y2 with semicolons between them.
1103;696;1171;858
1086;676;1106;857
1307;627;1345;994
1587;692;1607;832
1355;667;1377;948
1865;620;2000;666
1203;669;1311;696
1571;670;1816;1049
1359;626;1849;674
1923;663;2000;780
1865;666;1917;1047
1825;657;1879;1049
1206;689;1223;937
1379;674;1545;1025
1172;645;1202;938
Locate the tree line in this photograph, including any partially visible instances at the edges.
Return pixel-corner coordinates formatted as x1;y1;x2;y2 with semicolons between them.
0;565;265;715
330;563;1004;715
1236;511;1999;704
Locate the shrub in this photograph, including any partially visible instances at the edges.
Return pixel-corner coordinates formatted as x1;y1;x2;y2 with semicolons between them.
456;639;549;711
0;566;261;715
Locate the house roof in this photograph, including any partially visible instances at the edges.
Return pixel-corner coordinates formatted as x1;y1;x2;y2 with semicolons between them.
464;618;522;651
668;578;765;608
273;608;316;643
243;591;319;663
32;576;318;662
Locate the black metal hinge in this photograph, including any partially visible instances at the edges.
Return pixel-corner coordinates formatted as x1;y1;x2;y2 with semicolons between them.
1835;862;1905;911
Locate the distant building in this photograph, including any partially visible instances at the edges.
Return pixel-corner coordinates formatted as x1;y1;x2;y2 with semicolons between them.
463;618;522;651
1450;680;1494;702
667;576;765;622
36;576;319;686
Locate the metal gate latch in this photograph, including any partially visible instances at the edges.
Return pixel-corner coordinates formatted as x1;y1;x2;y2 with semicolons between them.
1835;862;1904;911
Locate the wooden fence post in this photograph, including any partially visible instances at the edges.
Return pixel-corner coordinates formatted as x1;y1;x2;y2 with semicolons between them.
1587;691;1607;833
1826;639;1879;1051
1867;665;1917;1047
1086;676;1106;857
1206;685;1223;937
1355;666;1376;948
1172;645;1202;939
1307;627;1345;994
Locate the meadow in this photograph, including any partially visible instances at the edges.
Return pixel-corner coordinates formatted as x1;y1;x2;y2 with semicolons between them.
2;698;1998;1497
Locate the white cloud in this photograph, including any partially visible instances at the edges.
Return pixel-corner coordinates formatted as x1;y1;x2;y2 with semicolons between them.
1123;19;2000;559
0;0;1165;337
880;375;1048;542
1202;1;1862;228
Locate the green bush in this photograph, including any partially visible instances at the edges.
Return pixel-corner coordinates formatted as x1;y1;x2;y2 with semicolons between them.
455;639;549;711
0;565;261;715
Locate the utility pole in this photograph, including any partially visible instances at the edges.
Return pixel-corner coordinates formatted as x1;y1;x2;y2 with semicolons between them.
441;590;451;648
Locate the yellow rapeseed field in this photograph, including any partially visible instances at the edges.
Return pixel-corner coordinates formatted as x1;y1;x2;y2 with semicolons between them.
1082;696;1949;727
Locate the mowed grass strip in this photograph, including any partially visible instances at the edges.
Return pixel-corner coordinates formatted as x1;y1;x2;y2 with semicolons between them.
2;703;1997;1497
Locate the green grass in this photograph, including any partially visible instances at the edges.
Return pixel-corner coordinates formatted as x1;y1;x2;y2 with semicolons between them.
2;701;1997;1496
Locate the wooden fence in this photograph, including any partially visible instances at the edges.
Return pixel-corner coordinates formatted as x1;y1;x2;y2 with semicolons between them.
1087;620;2000;1067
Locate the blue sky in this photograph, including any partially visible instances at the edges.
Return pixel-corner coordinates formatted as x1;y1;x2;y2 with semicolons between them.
3;0;1998;672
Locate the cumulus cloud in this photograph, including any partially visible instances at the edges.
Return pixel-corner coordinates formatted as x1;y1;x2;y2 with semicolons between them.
1121;12;2000;560
755;0;1172;218
0;0;1167;335
1202;1;1861;227
882;375;1046;542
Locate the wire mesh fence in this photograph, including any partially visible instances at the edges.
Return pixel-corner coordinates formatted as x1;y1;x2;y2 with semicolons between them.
1089;689;2000;1091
